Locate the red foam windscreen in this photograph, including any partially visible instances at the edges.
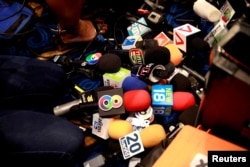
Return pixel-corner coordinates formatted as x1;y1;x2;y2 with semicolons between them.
172;92;196;111
123;89;151;112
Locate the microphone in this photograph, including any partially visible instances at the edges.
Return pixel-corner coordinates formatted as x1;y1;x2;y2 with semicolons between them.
129;48;145;65
72;52;103;66
92;113;116;140
136;63;167;83
107;122;167;159
184;37;211;75
107;49;132;70
139;124;167;148
77;53;122;78
172;92;196;112
129;39;159;66
53;52;102;67
190;37;210;52
108;120;167;148
167;68;192;92
135;38;158;49
122;76;148;92
152;69;170;79
152;62;176;79
135;61;176;83
109;39;158;69
126;107;155;131
108;48;144;70
53;86;113;116
143;45;171;65
151;84;173;115
109;40;167;70
123;89;151;112
96;53;122;73
193;0;221;23
170;73;192;92
108;119;134;140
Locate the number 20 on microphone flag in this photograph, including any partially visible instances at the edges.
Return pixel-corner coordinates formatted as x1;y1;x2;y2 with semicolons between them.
119;131;144;159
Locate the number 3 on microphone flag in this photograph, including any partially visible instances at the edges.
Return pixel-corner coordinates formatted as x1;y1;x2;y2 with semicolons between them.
119;131;145;159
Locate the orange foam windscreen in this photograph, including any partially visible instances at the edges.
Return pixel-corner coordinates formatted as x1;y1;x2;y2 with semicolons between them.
165;43;183;66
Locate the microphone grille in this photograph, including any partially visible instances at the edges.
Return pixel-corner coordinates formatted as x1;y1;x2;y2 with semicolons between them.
170;73;192;92
96;53;121;73
144;46;170;65
190;37;210;52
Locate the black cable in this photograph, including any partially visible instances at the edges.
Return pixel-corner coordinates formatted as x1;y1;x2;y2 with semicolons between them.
113;13;151;46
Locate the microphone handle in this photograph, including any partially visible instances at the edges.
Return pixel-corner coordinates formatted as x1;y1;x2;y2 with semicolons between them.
75;102;98;111
77;67;101;78
153;69;167;79
149;64;166;83
53;99;82;116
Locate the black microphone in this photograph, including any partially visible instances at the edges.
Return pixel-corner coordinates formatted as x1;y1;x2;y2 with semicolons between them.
135;38;158;49
110;44;171;70
152;62;175;79
136;63;167;83
190;37;210;52
73;87;125;117
53;52;102;67
185;37;211;75
108;39;158;69
53;86;113;116
169;72;192;92
76;53;122;78
143;45;171;66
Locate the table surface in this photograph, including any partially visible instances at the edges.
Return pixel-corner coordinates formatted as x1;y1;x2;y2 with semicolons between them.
153;125;247;167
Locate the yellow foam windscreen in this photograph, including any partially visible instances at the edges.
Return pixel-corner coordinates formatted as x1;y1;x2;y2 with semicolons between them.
140;124;167;148
108;119;133;140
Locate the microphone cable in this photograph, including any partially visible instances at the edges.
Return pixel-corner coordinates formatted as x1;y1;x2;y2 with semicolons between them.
113;13;151;47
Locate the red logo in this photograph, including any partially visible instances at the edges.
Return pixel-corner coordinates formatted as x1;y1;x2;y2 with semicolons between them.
178;25;192;32
129;48;144;65
154;32;170;46
174;32;184;45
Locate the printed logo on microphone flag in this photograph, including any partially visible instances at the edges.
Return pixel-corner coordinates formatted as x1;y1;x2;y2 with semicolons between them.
174;32;184;45
92;113;114;139
119;131;144;159
176;24;200;35
173;23;201;52
129;48;144;65
154;31;171;46
97;88;126;117
178;24;192;32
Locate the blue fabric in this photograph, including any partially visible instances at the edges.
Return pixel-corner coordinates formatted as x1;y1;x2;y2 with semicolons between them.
0;0;33;39
0;109;85;167
165;3;214;36
0;55;68;111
